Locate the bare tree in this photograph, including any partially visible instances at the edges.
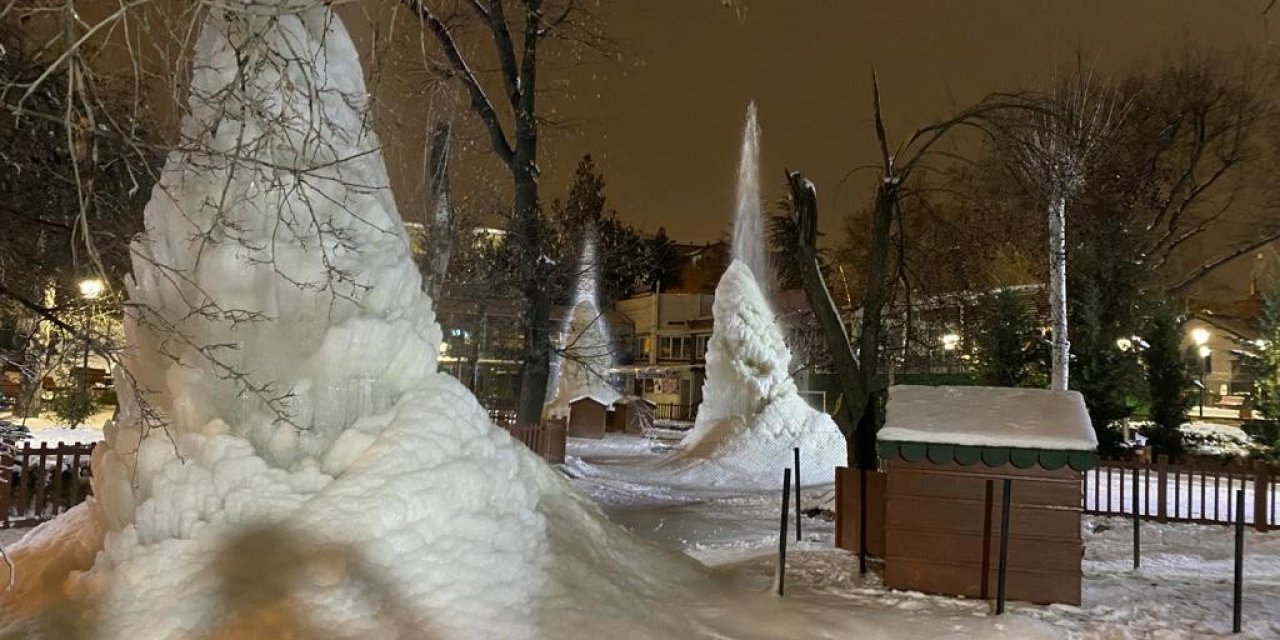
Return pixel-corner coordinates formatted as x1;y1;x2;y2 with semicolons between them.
404;0;608;425
788;74;1019;468
1006;71;1127;391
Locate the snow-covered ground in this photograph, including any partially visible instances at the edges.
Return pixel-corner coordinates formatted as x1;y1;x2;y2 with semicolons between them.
569;433;1280;639
0;409;111;438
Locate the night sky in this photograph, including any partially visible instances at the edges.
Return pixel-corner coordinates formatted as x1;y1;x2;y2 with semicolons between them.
524;1;1274;245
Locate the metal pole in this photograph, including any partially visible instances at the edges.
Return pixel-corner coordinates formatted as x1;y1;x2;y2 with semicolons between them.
777;468;791;597
1133;466;1140;570
794;447;802;542
1233;488;1245;633
1200;358;1207;418
996;478;1012;615
80;303;92;427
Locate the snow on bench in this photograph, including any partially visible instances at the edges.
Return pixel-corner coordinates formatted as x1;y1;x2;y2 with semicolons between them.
879;385;1097;451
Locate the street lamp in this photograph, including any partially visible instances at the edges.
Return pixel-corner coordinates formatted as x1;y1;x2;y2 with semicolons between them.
76;278;104;428
941;333;960;351
1197;343;1211;419
1191;327;1210;348
78;278;104;300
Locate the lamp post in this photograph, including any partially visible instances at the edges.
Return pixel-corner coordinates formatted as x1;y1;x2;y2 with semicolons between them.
1192;327;1211;419
1197;344;1211;418
77;278;103;428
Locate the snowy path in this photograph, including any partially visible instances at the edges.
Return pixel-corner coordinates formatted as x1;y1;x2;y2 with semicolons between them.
569;434;1280;639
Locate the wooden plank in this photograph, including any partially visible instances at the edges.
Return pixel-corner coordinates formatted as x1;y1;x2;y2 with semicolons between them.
34;442;50;518
15;443;31;522
834;467;887;558
52;447;65;516
884;495;1081;540
885;557;1081;606
886;529;1083;572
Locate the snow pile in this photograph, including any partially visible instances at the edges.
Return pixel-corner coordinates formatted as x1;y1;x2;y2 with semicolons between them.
545;231;620;418
881;385;1097;450
666;260;844;487
0;3;700;638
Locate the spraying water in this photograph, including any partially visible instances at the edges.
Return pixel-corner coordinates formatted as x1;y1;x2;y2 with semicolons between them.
731;102;772;294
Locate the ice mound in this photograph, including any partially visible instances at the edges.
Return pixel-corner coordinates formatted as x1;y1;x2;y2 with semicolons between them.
571;261;845;490
0;3;700;638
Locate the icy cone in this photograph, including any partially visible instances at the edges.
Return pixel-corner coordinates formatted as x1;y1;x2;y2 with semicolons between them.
676;260;845;484
0;3;698;639
546;231;620;418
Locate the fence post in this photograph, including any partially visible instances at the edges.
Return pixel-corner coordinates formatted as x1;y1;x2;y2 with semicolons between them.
1254;462;1270;532
794;447;802;542
1156;455;1169;524
1132;465;1140;570
996;478;1013;615
1233;488;1245;634
0;446;10;528
777;468;791;597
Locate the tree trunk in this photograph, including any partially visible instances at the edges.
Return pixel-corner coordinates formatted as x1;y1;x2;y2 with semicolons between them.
848;180;898;469
786;171;889;470
787;173;863;448
1048;194;1069;391
512;159;550;426
421;121;454;302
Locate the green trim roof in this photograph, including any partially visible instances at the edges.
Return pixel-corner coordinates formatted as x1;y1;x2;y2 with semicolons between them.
878;440;1097;472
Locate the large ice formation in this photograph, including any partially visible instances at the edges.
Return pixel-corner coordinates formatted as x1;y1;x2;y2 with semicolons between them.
0;3;700;638
672;260;846;486
545;230;620;418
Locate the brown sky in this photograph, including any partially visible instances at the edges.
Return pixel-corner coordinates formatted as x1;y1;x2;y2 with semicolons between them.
515;0;1277;245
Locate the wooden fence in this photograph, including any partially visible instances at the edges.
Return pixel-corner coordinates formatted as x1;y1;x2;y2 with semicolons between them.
1084;455;1278;531
1;439;96;528
484;406;568;465
501;420;567;465
654;403;698;422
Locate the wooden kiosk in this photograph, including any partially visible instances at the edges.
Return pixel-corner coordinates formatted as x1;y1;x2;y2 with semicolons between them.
564;395;615;439
876;385;1097;606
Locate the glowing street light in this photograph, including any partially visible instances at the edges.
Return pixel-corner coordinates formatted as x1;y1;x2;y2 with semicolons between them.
1115;337;1133;352
74;277;104;428
941;333;960;351
78;278;104;300
1191;327;1210;347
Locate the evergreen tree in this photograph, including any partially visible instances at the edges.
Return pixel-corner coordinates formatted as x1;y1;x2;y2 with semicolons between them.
1071;284;1143;456
975;288;1046;387
550;155;652;306
647;227;683;292
1141;306;1193;457
1242;286;1280;461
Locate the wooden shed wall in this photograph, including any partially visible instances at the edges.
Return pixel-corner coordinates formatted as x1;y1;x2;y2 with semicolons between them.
834;466;887;558
567;400;608;439
882;458;1084;606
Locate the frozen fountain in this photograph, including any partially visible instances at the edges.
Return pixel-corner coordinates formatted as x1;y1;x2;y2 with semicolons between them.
546;226;621;418
0;3;702;638
666;102;845;486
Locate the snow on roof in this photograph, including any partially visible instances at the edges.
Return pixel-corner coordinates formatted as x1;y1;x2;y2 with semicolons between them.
879;385;1097;451
567;392;619;410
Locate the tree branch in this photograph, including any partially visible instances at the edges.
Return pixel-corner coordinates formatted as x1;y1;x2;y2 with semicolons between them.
403;0;515;166
1168;231;1280;294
